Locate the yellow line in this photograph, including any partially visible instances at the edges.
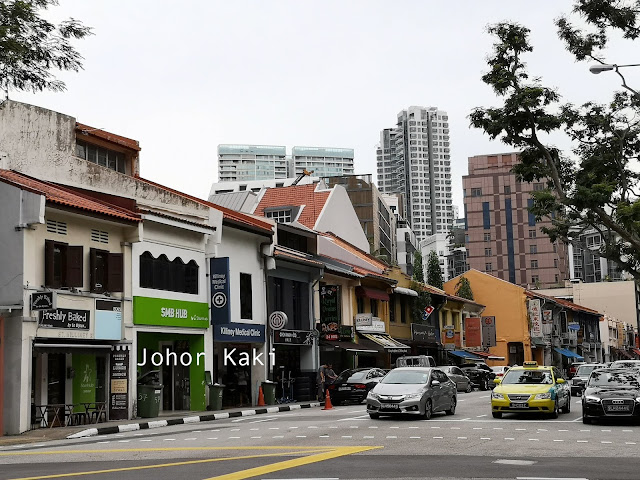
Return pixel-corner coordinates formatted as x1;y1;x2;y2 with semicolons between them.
205;446;382;480
0;446;332;456
7;449;333;480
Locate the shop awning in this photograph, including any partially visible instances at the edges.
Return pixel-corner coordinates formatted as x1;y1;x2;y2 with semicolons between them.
393;287;418;297
633;348;640;357
467;350;505;360
448;350;482;360
359;333;410;353
355;286;390;302
554;347;584;360
615;348;634;359
531;337;547;347
319;340;378;354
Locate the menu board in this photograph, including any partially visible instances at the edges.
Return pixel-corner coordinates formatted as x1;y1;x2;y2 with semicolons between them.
319;285;340;340
109;348;129;420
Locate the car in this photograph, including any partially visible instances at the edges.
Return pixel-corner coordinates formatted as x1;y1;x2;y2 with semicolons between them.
395;355;436;367
440;365;472;393
366;367;457;419
491;365;510;379
326;368;386;405
582;367;640;424
568;361;586;379
491;361;571;418
571;363;604;396
610;360;640;370
460;363;496;391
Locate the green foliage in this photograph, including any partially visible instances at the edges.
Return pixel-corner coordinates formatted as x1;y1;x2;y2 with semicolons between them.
427;250;444;289
471;1;640;280
409;280;432;324
454;276;474;301
412;250;424;283
0;0;92;93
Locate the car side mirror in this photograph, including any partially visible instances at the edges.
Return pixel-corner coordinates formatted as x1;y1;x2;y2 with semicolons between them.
556;378;566;384
493;377;501;384
431;380;440;386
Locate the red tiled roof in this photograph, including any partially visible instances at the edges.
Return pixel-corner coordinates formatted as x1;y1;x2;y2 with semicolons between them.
75;123;141;151
274;248;324;267
320;232;389;271
526;291;602;316
135;176;273;234
0;170;140;222
352;265;397;284
254;184;331;229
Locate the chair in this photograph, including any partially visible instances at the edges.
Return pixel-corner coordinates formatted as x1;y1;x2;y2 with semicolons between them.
88;403;106;424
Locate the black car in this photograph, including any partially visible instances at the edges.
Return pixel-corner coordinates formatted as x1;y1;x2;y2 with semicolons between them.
582;368;640;424
327;368;387;405
460;363;495;390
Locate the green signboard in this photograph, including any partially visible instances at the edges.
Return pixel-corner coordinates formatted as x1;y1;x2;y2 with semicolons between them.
133;297;209;328
72;354;96;412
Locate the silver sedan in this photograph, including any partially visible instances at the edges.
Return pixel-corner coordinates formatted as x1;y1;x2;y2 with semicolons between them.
366;367;457;419
440;365;473;393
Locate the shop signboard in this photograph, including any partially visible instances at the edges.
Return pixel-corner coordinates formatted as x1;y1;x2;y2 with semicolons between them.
355;313;372;327
319;285;340;340
40;308;89;330
568;322;581;331
411;324;439;344
214;323;265;343
529;299;542;338
339;325;354;341
133;297;209;328
356;318;386;333
95;299;122;340
465;317;482;347
109;348;129;420
273;329;315;345
30;291;55;311
481;316;497;347
72;354;96;410
210;257;231;325
443;325;455;344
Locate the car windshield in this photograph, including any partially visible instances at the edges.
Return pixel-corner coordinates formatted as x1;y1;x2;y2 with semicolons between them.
501;369;553;385
381;370;430;384
576;365;600;376
588;370;640;388
336;370;368;382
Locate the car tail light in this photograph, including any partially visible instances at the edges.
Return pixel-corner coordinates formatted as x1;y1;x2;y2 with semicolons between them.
354;384;366;389
328;384;336;390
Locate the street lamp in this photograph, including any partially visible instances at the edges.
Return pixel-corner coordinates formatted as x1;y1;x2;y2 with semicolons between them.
589;63;640;99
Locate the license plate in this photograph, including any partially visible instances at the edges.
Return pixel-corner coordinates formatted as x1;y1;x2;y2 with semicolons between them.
383;404;400;410
511;402;528;409
606;405;630;412
338;386;350;391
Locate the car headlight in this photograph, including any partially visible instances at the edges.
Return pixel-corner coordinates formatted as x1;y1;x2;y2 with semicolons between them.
404;393;422;400
584;395;601;403
491;392;504;400
367;391;380;400
534;393;551;400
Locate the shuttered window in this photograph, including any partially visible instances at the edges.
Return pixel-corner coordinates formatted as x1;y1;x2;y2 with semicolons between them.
44;240;83;288
89;248;123;293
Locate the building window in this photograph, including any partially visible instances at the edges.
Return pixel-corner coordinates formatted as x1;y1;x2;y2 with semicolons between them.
533;182;544;191
46;219;67;235
485;248;492;256
370;299;378;317
76;140;127;174
484;233;491;242
485;263;493;272
45;240;83;288
482;202;491;229
527;198;536;226
532;275;540;284
266;209;292;223
530;245;537;254
90;248;123;293
554;259;558;268
529;229;537;238
139;251;198;294
504;185;511;194
400;297;407;323
471;188;482;197
531;259;538;269
240;273;253;319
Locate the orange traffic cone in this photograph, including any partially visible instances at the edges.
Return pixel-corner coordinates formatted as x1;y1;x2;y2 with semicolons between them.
257;386;266;406
322;389;333;410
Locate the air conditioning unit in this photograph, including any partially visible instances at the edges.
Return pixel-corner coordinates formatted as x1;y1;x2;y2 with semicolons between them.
569;338;578;346
561;338;570;346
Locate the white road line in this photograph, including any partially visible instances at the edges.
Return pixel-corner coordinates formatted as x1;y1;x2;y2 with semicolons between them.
433;436;443;439
473;427;483;430
250;428;259;431
431;426;441;429
601;429;611;432
97;441;110;444
349;426;359;429
337;415;369;421
133;433;144;436
269;427;280;430
210;429;220;432
272;435;284;439
251;436;262;439
368;426;378;429
553;439;564;442
229;437;240;439
505;438;515;441
308;425;318;428
290;426;298;429
625;442;636;445
386;436;397;439
461;418;471;421
249;418;275;424
363;435;375;439
476;414;487;418
117;440;130;443
479;395;490;398
192;431;201;433
457;437;467;439
577;440;588;443
517;478;587;480
528;439;539;441
451;427;461;430
184;438;197;441
480;437;491;440
207;438;218;440
537;429;548;432
601;441;612;444
163;439;175;441
140;439;152;442
515;428;527;431
342;436;352;439
319;435;329;438
410;436;421;439
493;427;503;430
409;426;419;429
296;435;307;438
579;429;590;432
558;429;568;432
495;460;536;466
390;426;399;429
622;429;633;432
230;428;240;432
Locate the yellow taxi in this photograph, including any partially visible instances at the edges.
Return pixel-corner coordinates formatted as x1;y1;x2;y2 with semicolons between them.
491;361;571;418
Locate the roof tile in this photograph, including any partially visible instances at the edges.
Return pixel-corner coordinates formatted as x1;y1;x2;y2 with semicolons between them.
254;184;330;229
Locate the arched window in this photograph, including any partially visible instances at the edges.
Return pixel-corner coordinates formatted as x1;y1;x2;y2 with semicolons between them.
139;252;199;294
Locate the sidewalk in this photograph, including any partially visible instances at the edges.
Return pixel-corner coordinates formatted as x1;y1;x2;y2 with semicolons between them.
0;401;322;446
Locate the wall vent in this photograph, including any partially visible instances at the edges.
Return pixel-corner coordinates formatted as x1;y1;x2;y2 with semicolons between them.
91;229;109;244
46;219;67;235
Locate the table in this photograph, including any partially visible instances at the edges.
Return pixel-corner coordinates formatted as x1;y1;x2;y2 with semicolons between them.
80;402;107;424
32;402;107;428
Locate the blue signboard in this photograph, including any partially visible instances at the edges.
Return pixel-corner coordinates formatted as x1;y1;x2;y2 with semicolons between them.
214;323;265;343
210;257;231;325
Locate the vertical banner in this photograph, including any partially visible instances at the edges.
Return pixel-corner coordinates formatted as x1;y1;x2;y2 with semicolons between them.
465;317;482;347
481;316;497;347
319;284;340;340
210;257;230;326
529;299;542;338
109;348;129;420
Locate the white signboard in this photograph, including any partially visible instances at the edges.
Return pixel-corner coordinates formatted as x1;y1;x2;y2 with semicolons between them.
529;299;542;338
355;313;373;327
356;319;386;333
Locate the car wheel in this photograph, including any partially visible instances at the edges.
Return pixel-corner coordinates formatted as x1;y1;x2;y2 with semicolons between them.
465;382;472;393
422;399;433;420
550;401;559;419
492;412;502;418
561;396;571;414
445;397;456;415
582;415;591;424
369;412;379;419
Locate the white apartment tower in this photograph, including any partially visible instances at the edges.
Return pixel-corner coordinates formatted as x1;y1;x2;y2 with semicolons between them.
376;106;453;241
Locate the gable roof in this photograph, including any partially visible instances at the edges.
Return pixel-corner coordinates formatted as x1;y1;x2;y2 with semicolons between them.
526;291;602;317
0;170;140;223
253;183;331;229
320;232;389;271
75;123;141;151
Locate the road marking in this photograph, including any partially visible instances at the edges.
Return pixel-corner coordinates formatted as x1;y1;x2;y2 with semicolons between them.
229;437;240;439
410;436;421;439
622;429;633;432
601;441;612;444
349;426;359;429
390;426;399;429
368;426;378;429
163;439;175;441
505;438;515;441
251;436;262;439
249;418;275;424
230;428;240;432
341;436;352;439
528;439;539;441
476;415;487;418
537;429;548;432
495;459;536;465
290;426;298;429
473;427;483;430
269;427;280;430
433;436;443;439
579;429;590;432
308;426;318;429
553;439;564;442
207;437;218;440
601;429;611;432
385;436;397;439
451;427;460;430
577;440;588;443
515;428;527;431
558;429;568;432
184;438;197;441
250;428;259;431
272;436;284;439
461;418;471;421
140;439;153;442
625;442;636;445
363;435;374;439
408;426;419;429
493;427;503;430
480;437;491;440
430;426;441;429
457;437;467;440
516;478;588;480
296;436;307;438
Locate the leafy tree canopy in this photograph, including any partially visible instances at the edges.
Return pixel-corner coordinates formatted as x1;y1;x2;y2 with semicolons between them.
470;0;640;279
427;250;444;289
455;276;474;301
412;250;424;283
409;280;432;324
1;0;92;94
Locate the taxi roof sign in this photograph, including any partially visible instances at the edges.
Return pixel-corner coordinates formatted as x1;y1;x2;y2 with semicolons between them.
523;361;538;368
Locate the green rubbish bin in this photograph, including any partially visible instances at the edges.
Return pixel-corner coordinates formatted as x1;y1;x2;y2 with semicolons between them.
261;381;277;405
208;383;225;411
137;384;163;418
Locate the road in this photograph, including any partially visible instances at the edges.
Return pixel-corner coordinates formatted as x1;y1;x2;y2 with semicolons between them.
1;390;638;480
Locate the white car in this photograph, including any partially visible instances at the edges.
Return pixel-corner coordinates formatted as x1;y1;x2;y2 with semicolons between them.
610;360;640;370
491;365;510;378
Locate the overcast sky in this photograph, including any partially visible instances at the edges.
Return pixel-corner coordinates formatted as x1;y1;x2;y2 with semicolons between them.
11;1;639;213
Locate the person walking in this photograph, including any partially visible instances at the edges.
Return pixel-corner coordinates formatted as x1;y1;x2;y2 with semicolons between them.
316;364;327;401
325;364;337;387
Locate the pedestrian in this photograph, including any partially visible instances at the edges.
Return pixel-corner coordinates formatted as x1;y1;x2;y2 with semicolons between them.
325;364;337;387
316;364;327;401
237;368;249;406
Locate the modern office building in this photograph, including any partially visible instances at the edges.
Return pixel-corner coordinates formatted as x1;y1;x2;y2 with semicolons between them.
292;147;354;178
376;106;454;241
463;152;569;289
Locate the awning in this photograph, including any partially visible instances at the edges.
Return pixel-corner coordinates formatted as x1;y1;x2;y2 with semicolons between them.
359;333;410;353
448;350;482;360
393;287;418;297
554;347;584;361
615;348;634;359
319;340;378;354
531;337;547;347
355;286;390;302
633;348;640;357
467;350;505;361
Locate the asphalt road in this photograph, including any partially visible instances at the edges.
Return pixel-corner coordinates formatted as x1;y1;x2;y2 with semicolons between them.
1;390;638;480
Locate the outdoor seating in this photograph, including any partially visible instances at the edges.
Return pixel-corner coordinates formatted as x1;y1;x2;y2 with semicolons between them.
31;402;107;429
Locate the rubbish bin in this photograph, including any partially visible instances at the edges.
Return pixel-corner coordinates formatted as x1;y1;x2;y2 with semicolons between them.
261;381;277;405
208;383;225;411
137;370;163;418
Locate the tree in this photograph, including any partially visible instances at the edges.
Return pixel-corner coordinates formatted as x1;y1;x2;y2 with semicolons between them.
455;276;474;301
409;280;432;324
412;250;424;283
426;250;444;289
470;1;640;280
1;0;92;94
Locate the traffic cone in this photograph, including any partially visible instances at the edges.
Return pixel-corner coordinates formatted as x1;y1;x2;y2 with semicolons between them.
257;386;266;406
322;389;333;410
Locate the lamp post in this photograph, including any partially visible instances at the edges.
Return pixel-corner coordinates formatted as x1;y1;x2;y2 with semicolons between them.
589;63;640;99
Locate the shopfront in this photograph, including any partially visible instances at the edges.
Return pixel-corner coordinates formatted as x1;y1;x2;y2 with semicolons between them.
354;314;410;368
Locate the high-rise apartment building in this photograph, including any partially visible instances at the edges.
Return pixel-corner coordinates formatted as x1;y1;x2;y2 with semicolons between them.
463;152;569;288
376;106;454;241
292;147;354;178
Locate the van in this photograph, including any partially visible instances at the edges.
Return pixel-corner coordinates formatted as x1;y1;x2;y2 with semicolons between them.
395;355;436;368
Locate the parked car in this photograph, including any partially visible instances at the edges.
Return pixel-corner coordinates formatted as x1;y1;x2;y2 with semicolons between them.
327;368;386;405
460;363;495;390
395;355;436;367
571;363;604;396
440;365;473;393
366;367;457;419
491;365;510;379
568;362;586;379
610;360;640;370
491;361;571;418
582;367;640;424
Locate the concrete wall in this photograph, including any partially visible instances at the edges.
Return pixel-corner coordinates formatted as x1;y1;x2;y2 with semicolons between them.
315;185;370;253
0;183;26;305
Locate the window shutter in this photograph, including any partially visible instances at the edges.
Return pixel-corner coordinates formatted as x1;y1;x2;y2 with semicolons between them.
89;248;98;292
45;240;55;287
107;253;123;292
66;246;84;287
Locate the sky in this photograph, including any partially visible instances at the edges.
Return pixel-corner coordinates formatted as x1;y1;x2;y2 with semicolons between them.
11;1;639;213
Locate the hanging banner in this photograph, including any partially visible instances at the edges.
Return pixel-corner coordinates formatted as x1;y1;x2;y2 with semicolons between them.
109;347;129;421
465;317;482;347
319;284;340;340
210;257;231;325
529;299;542;338
481;316;497;347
